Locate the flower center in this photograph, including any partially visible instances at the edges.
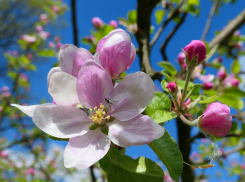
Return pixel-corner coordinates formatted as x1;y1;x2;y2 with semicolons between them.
89;103;110;125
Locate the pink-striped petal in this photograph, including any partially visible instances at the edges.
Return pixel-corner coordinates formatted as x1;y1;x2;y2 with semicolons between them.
33;104;91;138
76;60;113;109
48;72;79;106
108;72;155;121
11;104;40;117
108;114;164;147
64;129;110;169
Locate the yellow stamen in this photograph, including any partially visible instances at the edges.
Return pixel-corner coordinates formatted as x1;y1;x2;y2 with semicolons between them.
106;116;110;120
94;106;97;110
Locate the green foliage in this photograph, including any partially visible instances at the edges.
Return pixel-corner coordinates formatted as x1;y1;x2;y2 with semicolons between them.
128;10;137;23
99;148;165;182
145;92;177;123
148;129;183;182
218;94;244;110
155;9;165;24
199;95;219;104
38;49;56;57
158;61;177;76
223;87;245;97
231;59;240;74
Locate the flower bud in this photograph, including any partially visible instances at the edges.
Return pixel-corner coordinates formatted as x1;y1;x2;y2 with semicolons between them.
217;57;222;63
202;82;213;90
166;81;178;93
183;40;207;66
35;25;43;32
217;67;226;80
231;79;239;87
198;102;232;137
177;52;185;65
40;14;49;22
92;17;104;29
109;20;118;29
96;29;136;78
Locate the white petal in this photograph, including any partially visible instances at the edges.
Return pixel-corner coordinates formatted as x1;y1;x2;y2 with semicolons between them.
64;129;110;169
33;104;91;138
108;72;155;121
48;72;79;106
108;114;164;148
47;67;61;86
11;104;40;117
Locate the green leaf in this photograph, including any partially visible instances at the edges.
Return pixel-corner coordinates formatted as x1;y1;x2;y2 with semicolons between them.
203;89;217;96
230;121;238;132
199;95;218;104
38;49;56;57
158;61;177;76
155;9;165;24
188;0;199;5
223;87;245;98
128;10;137;23
161;70;174;82
100;148;165;182
47;135;69;141
218;94;244;110
190;84;202;100
148;129;183;182
145;92;177;123
242;123;245;137
176;80;194;90
231;59;240;74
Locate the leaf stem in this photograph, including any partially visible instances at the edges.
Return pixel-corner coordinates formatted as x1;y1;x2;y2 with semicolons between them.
180;68;193;110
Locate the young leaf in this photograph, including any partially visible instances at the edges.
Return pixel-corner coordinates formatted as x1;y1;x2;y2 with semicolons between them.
155;9;165;24
231;59;240;74
158;61;177;76
223;87;245;98
148;129;183;182
100;148;165;182
199;95;218;104
127;10;137;23
38;49;56;57
145;92;177;123
218;94;244;110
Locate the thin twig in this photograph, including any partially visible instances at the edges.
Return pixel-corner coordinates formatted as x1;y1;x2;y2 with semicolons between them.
161;12;187;61
201;0;220;41
71;0;78;46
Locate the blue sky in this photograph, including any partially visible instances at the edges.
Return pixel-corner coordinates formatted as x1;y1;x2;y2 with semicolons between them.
1;0;245;181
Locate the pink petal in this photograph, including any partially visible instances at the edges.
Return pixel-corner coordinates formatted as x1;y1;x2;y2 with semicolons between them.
11;104;40;117
64;129;110;168
58;44;93;78
48;72;79;106
108;114;164;148
33;104;91;138
76;60;113;109
47;67;61;87
108;72;155;121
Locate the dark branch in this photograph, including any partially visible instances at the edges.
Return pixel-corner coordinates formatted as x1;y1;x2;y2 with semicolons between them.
71;0;78;46
160;12;187;61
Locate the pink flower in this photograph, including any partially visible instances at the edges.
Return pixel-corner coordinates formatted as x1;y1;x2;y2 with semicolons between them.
199;102;232;137
241;164;245;170
54;36;60;42
27;53;33;60
40;14;48;22
195;73;214;83
92;17;104;29
217;57;222;63
51;6;60;13
166;81;177;93
109;20;118;29
12;60;164;169
2;86;9;92
234;30;240;37
86;35;95;43
96;29;136;78
2;92;10;98
217;67;226;80
231;79;239;87
21;35;36;43
202;82;213;90
12;50;18;56
56;42;62;50
177;52;185;65
38;31;50;40
35;25;43;32
48;41;55;48
0;151;8;158
184;40;207;65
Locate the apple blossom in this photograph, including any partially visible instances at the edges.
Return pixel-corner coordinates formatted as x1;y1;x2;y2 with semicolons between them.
56;42;62;50
198;102;232;137
183;40;206;66
109;20;118;29
166;81;178;93
231;79;239;87
92;17;104;29
217;67;226;80
12;60;164;169
35;25;43;32
38;31;50;40
177;52;185;65
223;74;239;87
51;6;60;13
40;14;48;22
202;82;214;90
96;29;136;78
21;35;36;43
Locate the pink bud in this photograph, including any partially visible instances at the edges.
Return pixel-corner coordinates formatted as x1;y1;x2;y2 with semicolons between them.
177;52;185;65
54;36;60;42
199;102;232;137
96;29;136;78
48;41;55;48
38;31;50;40
183;98;191;106
40;14;48;22
234;30;240;37
86;35;95;43
241;164;245;170
92;17;104;29
51;6;60;13
56;42;62;50
2;86;9;92
217;57;222;63
184;40;207;65
109;20;118;29
0;151;8;158
12;50;18;56
27;53;33;60
35;25;43;32
182;63;187;70
217;67;226;80
166;81;177;93
231;79;239;87
202;82;213;90
28;168;35;175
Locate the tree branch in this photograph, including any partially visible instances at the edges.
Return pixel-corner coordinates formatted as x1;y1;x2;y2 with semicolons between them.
150;1;183;49
201;0;220;41
71;0;78;46
209;9;245;49
160;12;187;61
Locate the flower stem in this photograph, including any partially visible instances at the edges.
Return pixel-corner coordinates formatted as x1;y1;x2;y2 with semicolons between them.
180;114;198;126
180;67;193;110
